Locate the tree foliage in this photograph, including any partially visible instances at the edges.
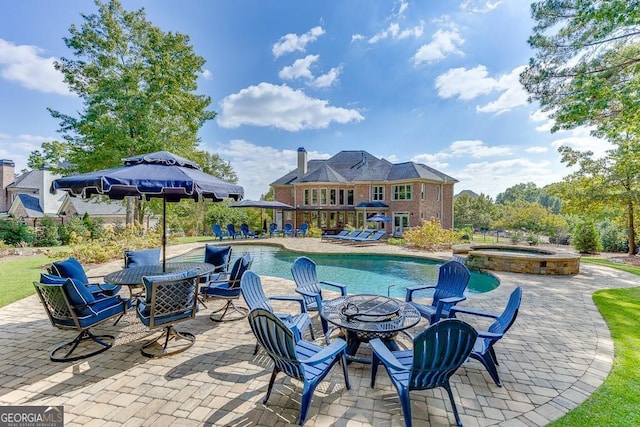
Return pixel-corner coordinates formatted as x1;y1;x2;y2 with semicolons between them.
496;182;561;213
454;193;495;229
520;0;640;133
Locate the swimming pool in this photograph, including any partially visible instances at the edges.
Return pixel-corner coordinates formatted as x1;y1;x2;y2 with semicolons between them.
172;244;499;298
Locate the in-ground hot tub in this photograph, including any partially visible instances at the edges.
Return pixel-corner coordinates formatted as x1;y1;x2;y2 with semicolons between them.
454;244;580;275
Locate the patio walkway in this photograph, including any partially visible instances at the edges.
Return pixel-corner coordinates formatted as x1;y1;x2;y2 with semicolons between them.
0;238;636;426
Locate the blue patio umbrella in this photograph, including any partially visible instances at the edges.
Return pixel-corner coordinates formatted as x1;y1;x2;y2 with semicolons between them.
367;213;392;223
51;151;244;270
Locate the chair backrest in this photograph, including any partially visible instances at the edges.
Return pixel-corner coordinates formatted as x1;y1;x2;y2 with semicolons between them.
212;224;224;238
241;271;273;312
432;260;471;310
269;223;277;233
34;281;76;329
204;244;232;273
141;269;199;329
299;223;308;236
247;308;304;380
291;256;321;305
227;253;253;289
227;224;237;235
409;319;477;390
488;286;522;337
284;223;293;232
124;248;161;268
240;223;251;236
49;257;89;285
369;230;386;240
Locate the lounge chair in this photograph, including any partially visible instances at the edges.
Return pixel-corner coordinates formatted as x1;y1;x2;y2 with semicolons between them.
323;229;362;242
247;308;350;425
336;229;373;243
346;230;386;245
241;271;314;354
321;228;351;241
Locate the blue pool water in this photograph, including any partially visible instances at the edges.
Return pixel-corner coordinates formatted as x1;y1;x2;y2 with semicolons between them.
173;244;499;298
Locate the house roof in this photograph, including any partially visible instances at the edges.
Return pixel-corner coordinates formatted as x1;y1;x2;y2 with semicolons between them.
271;150;457;186
65;198;126;216
13;194;44;217
7;170;45;191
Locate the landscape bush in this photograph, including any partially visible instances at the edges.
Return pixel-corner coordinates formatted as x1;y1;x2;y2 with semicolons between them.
0;218;34;246
403;217;464;251
573;219;602;254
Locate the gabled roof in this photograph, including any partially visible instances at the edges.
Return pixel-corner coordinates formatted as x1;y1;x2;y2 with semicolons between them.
7;170;45;191
271;150;457;185
13;194;44;217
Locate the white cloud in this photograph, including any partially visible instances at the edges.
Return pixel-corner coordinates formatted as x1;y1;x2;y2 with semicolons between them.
436;65;529;113
279;55;319;80
351;34;365;42
212;140;331;200
0;133;53;174
367;21;424;44
460;0;503;14
0;39;70;95
550;128;613;159
200;69;213;80
449;140;513;157
272;26;325;58
435;65;498;100
411;153;450;170
217;82;364;131
525;146;548;153
310;66;342;88
530;109;555;132
413;27;464;65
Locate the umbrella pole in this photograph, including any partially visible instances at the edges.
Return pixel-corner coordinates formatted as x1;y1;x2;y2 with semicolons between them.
162;199;167;272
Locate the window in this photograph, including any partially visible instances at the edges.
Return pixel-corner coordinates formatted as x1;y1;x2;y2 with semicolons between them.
330;189;337;205
421;183;425;200
392;184;412;200
436;185;441;201
347;189;354;205
372;186;384;201
339;189;345;205
320;189;327;205
311;189;318;205
303;189;310;205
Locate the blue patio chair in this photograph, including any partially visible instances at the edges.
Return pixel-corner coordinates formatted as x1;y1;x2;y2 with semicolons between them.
34;277;129;362
450;286;523;386
212;224;227;241
338;229;373;243
370;319;478;427
405;260;470;324
50;257;121;297
298;222;309;237
136;269;200;357
227;223;242;240
124;247;161;268
241;271;314;354
283;223;294;237
320;228;352;241
247;308;351;425
269;223;280;237
204;244;233;274
346;230;386;245
240;223;256;238
291;256;347;339
201;253;253;322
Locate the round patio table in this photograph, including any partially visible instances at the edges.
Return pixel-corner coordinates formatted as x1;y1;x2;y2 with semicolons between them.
104;262;214;297
320;294;421;363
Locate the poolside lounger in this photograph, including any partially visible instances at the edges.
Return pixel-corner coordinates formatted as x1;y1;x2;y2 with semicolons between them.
321;229;358;241
348;230;387;245
335;229;373;243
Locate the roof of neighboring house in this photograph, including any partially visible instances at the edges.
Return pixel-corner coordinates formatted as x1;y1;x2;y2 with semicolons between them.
14;194;44;217
271;150;457;186
65;198;126;216
7;170;45;191
455;189;480;199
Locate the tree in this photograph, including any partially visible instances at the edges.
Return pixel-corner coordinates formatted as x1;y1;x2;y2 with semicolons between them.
520;1;640;133
27;141;71;172
496;182;561;214
454;193;494;230
46;0;216;227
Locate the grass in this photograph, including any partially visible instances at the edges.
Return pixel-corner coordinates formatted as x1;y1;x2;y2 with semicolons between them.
1;245;639;424
550;257;640;426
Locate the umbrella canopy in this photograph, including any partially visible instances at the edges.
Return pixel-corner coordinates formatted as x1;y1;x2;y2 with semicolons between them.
367;213;392;223
52;151;244;270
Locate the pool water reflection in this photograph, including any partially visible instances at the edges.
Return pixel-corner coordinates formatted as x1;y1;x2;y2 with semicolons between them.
173;244;499;298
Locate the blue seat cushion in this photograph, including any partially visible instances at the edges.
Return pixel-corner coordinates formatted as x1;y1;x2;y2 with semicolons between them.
50;257;89;285
124;248;161;268
42;272;119;297
204;244;232;273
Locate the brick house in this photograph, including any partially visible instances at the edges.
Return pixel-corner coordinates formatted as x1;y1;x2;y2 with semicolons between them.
270;148;457;236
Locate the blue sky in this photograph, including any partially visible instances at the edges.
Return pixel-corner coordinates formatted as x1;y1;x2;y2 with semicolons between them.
0;0;609;200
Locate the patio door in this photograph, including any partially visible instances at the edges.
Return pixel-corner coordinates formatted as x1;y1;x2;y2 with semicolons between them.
393;213;409;237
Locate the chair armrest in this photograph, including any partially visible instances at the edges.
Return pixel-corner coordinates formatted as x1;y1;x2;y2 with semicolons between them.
370;338;405;371
301;338;347;365
405;284;436;302
449;305;499;319
439;295;466;305
477;330;503;340
268;295;307;313
320;281;347;296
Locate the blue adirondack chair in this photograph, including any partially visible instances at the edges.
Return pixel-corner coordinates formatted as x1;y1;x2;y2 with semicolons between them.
247;308;351;425
405;260;470;324
283;223;294;237
212;224;227;241
34;277;129;362
370;319;478;427
240;223;256;238
201;253;253;322
298;222;309;237
269;223;280;237
241;271;314;354
291;256;347;339
227;224;242;239
450;286;523;386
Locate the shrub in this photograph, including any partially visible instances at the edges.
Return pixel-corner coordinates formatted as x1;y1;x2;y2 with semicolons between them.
34;217;62;247
0;218;34;246
526;233;540;246
403;217;464;251
573;219;602;254
598;220;627;253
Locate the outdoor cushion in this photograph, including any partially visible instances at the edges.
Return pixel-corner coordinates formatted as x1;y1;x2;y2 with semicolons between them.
41;272;95;310
204;244;232;273
124;248;161;268
40;273;68;285
50;257;90;285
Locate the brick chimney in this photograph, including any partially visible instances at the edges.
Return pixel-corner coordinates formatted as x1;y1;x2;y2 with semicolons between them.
0;159;15;212
297;147;307;180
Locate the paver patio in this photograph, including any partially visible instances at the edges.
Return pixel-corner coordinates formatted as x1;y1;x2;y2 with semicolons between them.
0;238;635;426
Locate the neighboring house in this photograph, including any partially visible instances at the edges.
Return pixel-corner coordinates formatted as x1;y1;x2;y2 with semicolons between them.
270;148;457;236
0;159;126;227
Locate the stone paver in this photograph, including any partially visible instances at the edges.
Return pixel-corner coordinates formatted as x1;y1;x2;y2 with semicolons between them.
0;238;635;426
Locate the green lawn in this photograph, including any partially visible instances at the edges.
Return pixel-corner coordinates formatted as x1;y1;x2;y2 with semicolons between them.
1;249;639;424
